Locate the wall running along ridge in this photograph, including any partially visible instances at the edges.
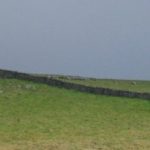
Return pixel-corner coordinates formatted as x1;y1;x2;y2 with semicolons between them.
0;69;150;100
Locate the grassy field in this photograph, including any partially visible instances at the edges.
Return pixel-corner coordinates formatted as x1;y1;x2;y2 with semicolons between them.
56;77;150;93
0;78;150;150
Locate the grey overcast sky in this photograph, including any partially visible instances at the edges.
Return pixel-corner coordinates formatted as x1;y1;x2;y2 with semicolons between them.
0;0;150;80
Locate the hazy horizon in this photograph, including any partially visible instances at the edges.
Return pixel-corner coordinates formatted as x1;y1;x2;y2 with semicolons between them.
0;0;150;80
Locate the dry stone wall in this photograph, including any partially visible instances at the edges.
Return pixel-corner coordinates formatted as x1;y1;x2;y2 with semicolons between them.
0;69;150;100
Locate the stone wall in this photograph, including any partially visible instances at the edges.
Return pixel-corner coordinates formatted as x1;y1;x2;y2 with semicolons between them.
0;69;150;100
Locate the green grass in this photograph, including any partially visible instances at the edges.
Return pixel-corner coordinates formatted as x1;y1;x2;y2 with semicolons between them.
56;78;150;93
0;78;150;150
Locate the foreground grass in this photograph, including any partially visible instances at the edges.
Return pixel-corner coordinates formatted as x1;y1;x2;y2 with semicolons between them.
57;78;150;93
0;79;150;150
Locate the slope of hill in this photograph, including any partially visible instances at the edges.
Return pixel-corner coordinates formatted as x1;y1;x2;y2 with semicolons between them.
0;78;150;150
54;76;150;93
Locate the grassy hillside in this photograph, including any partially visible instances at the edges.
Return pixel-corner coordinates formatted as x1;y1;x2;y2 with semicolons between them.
0;79;150;150
55;77;150;93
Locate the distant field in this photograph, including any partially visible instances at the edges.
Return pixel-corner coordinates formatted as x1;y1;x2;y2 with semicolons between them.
55;77;150;93
0;78;150;150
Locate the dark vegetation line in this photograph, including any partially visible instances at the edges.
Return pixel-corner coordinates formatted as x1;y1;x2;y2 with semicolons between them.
0;69;150;100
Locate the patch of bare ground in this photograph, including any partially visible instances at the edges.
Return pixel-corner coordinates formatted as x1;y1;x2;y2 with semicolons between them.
0;138;150;150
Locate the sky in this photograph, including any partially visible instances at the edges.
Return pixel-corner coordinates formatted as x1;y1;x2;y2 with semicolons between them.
0;0;150;80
